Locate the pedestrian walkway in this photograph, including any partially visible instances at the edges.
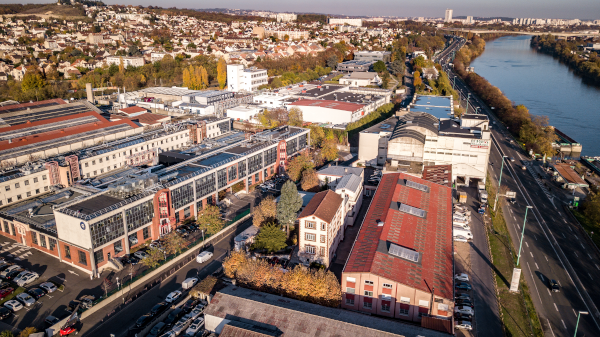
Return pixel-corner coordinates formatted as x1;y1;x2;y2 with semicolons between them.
0;242;33;260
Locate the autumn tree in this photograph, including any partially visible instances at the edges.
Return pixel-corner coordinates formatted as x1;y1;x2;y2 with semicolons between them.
277;181;303;237
217;58;227;89
287;152;314;182
252;222;287;253
163;231;186;255
252;195;277;227
18;327;37;337
21;66;46;92
140;247;164;269
119;56;125;74
288;107;303;127
0;331;13;337
197;205;225;235
413;70;422;87
321;139;339;161
300;168;320;192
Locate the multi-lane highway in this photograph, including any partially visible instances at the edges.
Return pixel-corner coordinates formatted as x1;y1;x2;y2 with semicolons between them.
437;38;600;337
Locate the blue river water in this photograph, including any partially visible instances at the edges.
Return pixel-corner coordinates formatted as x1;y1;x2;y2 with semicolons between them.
470;35;600;156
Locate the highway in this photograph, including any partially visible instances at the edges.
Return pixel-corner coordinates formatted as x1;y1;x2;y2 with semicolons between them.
437;38;600;337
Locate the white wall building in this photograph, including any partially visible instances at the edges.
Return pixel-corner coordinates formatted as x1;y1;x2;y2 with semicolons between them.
105;56;144;69
252;93;293;109
226;64;268;93
225;105;263;123
287;100;365;125
445;9;453;23
276;13;297;22
339;72;382;87
328;18;363;27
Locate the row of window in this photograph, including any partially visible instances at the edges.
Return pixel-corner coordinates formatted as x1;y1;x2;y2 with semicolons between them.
304;245;325;256
3;175;47;191
0;186;50;206
90;213;125;249
305;221;327;230
172;183;195;211
305;233;326;243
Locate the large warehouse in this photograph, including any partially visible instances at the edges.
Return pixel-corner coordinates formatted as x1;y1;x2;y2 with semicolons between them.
287;99;365;125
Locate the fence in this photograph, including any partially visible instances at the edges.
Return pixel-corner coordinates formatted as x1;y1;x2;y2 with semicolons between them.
48;209;251;335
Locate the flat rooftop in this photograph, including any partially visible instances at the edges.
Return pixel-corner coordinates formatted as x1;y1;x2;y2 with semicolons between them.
66;194;124;215
413;95;452;108
361;116;399;134
296;85;344;98
197;152;240;167
319;92;382;104
411;105;453;119
139;87;200;97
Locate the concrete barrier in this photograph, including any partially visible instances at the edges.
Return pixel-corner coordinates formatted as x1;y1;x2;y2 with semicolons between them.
47;214;251;335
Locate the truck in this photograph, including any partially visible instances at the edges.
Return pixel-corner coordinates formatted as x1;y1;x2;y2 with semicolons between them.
477;182;488;204
458;191;467;204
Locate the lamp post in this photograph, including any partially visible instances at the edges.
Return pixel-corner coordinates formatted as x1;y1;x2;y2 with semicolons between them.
517;206;533;266
493;155;508;211
466;93;471;113
574;311;588;336
452;75;456;89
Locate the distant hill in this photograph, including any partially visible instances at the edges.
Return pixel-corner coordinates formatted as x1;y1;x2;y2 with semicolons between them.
0;3;86;18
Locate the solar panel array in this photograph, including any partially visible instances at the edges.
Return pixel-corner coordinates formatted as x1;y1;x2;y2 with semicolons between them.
399;203;427;218
405;180;430;193
388;243;419;263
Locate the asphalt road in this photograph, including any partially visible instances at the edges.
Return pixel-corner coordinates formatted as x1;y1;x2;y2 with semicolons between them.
79;218;252;337
438;42;600;336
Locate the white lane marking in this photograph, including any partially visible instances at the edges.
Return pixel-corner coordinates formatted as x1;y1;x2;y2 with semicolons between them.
563;218;567;223
589;273;594;280
548;319;556;337
589;253;593;259
526;242;529;247
581;242;586;249
562;233;566;238
573;309;578;317
562;320;567;329
547;288;552;296
554;303;559;311
510;209;514;214
545;255;549;261
535;263;539;269
527;262;543;304
575;251;579;257
596;264;600;270
513;216;517;221
530;252;534;257
568;226;573;232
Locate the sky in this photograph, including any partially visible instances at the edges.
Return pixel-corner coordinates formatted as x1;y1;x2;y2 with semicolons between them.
19;0;600;20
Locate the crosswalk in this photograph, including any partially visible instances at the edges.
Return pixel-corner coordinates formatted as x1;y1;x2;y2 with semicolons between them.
524;162;555;206
0;242;33;260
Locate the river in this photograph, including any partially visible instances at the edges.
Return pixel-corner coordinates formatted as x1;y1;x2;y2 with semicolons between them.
470;35;600;156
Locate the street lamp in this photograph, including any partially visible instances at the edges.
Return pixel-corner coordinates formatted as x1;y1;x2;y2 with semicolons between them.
466;93;471;113
493;155;508;211
517;206;534;266
574;311;588;337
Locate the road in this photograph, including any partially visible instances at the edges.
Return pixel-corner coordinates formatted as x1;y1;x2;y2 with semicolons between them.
438;39;600;337
79;219;252;337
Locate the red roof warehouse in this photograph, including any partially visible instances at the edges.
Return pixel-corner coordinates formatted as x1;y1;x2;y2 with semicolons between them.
342;172;454;331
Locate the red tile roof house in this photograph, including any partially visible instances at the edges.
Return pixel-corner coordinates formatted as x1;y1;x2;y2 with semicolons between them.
341;172;454;331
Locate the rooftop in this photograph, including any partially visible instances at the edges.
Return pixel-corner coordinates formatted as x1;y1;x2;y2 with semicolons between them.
65;194;124;215
422;165;453;187
295;85;343;98
413;95;452;108
344;173;453;300
361;116;399;134
298;190;343;223
205;285;450;337
317;165;364;177
553;163;589;187
288;100;364;112
410;105;453;119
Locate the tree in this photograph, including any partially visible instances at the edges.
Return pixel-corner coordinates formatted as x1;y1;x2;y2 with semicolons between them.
277;181;303;237
140;247;164;269
326;55;338;69
287;152;314;182
21;66;46;92
288;107;303;127
197;205;225;235
253;195;277;227
0;331;13;337
217;58;227;89
118;56;125;74
381;71;390;89
300;168;319;192
373;60;386;73
413;70;422;87
321;139;339;161
18;327;36;337
252;222;287;253
163;232;186;255
389;59;404;76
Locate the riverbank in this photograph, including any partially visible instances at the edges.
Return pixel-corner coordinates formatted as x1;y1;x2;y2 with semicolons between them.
531;34;600;86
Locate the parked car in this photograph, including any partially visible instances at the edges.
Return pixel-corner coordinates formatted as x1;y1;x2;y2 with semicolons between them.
129;235;139;245
453;235;469;242
185;304;204;321
134;251;149;260
16;272;39;287
185;317;205;335
45;315;60;325
148;322;166;337
135;314;152;328
15;293;35;307
150;302;169;316
182;298;199;312
0;263;12;272
0;265;20;278
28;288;46;300
4;300;23;312
164;308;184;327
455;273;469;282
454;306;474;315
182;278;198;290
455;299;474;308
455;321;473;330
455;293;470;301
0;307;11;320
4;270;21;281
39;282;58;293
454;312;472;321
165;290;182;303
0;287;13;300
160;331;176;337
196;251;213;264
548;279;560;292
171;321;188;335
455;282;472;290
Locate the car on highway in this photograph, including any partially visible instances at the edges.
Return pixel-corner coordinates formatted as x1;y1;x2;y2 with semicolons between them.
134;251;149;260
150;302;169;316
454;312;472;321
548;279;560;292
28;288;45;300
135;314;152;328
510;157;515;162
185;317;205;335
454;306;474;315
39;282;58;293
165;290;182;303
4;300;23;312
196;251;213;264
16;272;39;287
522;165;527;170
455;321;473;330
454;273;469;282
455;282;472;290
15;293;35;307
0;307;11;320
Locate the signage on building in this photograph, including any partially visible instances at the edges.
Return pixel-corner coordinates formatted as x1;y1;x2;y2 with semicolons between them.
470;139;490;149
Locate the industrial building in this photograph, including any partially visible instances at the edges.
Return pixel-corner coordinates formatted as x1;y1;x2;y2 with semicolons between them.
0;125;309;276
337;60;374;72
342;172;453;333
287;100;365;125
354;51;392;63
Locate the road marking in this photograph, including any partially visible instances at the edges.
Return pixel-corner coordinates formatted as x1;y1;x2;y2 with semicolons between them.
589;273;594;280
526;242;529;247
589;253;593;259
513;216;517;221
535;263;539;269
562;233;566;238
562;320;567;329
530;252;534;257
510;209;513;214
575;251;579;257
557;279;562;287
563;218;567;224
545;255;548;261
596;264;600;270
581;242;586;249
573;309;578;317
576;236;580;241
554;303;559;311
547;288;552;296
68;270;79;276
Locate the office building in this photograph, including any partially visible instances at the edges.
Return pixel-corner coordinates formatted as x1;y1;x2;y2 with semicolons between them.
354;51;392;63
339;72;382;87
342;173;453;332
226;65;268;93
445;9;453;23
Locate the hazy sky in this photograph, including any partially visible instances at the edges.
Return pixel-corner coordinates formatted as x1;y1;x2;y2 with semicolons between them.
22;0;600;20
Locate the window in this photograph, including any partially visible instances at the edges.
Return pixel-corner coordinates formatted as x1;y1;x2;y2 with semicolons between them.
320;235;326;243
114;240;123;253
217;169;227;189
305;233;316;241
125;200;154;232
383;283;393;289
381;302;391;312
15;183;19;188
363;298;372;309
17;195;22;200
346;287;355;294
228;165;237;181
305;221;315;229
418;300;429;317
286;138;298;155
248;153;263;174
39;234;47;248
4;186;9;191
44;186;48;191
64;245;71;259
346;296;355;305
364;280;374;285
264;147;277;166
321;223;326;231
94;250;104;264
143;227;150;240
90;213;125;248
319;247;325;256
99;158;103;163
85;163;89;167
305;245;315;254
24;180;29;186
31;232;38;245
364;290;373;297
35;189;40;194
49;238;56;251
399;297;410;315
172;183;194;210
78;251;87;265
238;160;247;178
42;175;47;180
26;192;31;197
7;198;11;203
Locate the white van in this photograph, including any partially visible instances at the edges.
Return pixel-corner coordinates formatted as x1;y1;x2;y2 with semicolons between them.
453;228;473;240
196;251;213;264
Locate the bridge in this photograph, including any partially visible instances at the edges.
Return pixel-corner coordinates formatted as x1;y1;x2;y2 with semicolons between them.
443;28;599;37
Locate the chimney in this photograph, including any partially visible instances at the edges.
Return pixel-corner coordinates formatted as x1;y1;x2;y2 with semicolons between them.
86;83;94;103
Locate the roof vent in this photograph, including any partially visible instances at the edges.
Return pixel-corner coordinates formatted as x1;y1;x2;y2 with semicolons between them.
377;221;385;227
